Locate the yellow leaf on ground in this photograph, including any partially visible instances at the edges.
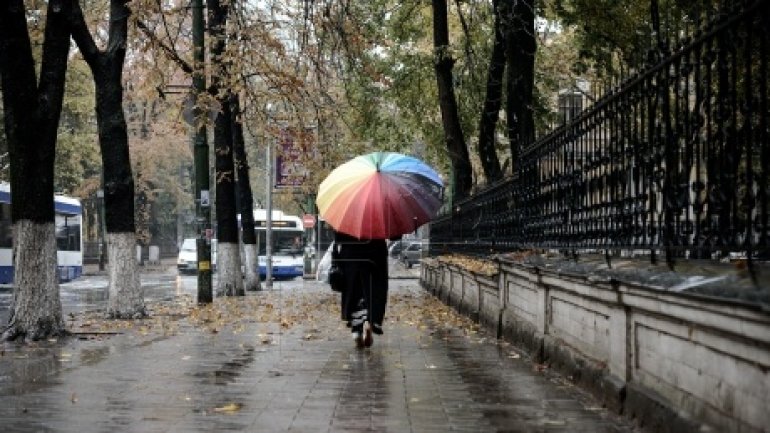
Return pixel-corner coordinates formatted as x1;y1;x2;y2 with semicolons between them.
213;402;242;413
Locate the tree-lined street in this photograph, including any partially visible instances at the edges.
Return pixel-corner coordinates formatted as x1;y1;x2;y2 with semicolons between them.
1;1;768;431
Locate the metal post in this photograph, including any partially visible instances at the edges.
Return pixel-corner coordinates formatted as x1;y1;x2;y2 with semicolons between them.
265;134;273;289
315;214;321;275
304;195;313;276
192;0;212;303
96;189;106;271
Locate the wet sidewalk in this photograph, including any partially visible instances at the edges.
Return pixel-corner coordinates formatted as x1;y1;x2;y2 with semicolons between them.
0;278;637;432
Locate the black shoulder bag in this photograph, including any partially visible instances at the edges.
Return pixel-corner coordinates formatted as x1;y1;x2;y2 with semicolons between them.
328;245;345;292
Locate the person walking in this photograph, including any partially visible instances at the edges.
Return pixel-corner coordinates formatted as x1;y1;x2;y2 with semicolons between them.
333;230;388;348
317;152;442;347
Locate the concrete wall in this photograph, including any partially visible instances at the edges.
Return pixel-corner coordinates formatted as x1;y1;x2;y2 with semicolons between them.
420;259;770;433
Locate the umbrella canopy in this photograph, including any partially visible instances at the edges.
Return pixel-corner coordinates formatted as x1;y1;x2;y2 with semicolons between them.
316;152;444;239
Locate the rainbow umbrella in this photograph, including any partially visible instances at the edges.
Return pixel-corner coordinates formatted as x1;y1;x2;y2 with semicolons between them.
316;152;444;239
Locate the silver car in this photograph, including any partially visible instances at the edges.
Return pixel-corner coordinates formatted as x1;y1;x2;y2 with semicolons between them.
399;242;423;268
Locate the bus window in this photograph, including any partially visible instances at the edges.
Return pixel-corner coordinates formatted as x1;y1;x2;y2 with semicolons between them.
55;214;81;251
259;232;303;256
0;203;11;248
274;234;303;255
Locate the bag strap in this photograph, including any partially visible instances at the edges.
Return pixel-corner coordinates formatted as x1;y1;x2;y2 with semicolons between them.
331;242;340;261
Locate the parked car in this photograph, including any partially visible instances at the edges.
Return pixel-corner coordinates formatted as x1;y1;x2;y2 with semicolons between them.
399;242;423;268
388;240;404;258
177;238;217;274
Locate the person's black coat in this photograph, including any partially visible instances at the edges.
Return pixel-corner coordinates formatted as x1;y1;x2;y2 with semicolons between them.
333;231;389;325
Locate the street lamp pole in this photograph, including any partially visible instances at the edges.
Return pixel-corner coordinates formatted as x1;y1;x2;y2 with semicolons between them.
96;189;106;271
265;130;274;290
192;0;212;303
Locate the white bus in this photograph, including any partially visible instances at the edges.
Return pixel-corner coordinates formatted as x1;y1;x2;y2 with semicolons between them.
0;183;83;284
252;209;305;280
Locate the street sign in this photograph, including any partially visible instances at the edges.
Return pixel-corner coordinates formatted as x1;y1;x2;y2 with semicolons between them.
302;214;315;228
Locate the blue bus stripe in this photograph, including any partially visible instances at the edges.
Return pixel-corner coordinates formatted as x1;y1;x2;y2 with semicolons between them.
54;201;82;215
0;189;81;215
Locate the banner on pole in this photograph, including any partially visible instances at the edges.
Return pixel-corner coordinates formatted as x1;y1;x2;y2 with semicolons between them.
275;127;315;188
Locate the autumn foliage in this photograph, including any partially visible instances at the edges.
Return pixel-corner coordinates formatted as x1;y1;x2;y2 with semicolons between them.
436;254;498;277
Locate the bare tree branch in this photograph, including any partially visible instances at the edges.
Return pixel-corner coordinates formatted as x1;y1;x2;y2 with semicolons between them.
136;19;193;74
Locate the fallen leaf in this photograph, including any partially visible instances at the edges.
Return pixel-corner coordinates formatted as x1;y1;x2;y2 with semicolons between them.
542;419;566;426
212;402;242;413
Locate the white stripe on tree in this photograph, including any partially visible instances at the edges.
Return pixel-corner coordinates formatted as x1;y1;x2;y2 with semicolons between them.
107;232;146;319
242;243;261;291
2;221;64;341
217;242;244;296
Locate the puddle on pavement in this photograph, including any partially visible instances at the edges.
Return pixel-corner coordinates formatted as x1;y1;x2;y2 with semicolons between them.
79;346;111;366
0;342;73;395
189;345;256;386
0;274;195;324
426;322;633;431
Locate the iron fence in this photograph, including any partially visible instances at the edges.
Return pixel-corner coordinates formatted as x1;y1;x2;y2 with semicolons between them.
431;0;769;272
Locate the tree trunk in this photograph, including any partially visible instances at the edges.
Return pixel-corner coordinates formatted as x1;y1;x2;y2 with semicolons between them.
95;71;145;318
432;0;473;199
106;232;143;318
504;0;537;171
6;222;63;340
209;0;243;296
0;0;71;341
71;0;146;318
232;95;260;291
477;0;506;184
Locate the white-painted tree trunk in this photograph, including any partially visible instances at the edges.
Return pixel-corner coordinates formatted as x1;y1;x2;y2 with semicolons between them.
106;232;146;319
217;242;244;296
2;221;64;341
242;243;261;291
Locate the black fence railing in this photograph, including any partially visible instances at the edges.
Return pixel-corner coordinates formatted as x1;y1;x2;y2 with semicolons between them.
431;0;769;272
